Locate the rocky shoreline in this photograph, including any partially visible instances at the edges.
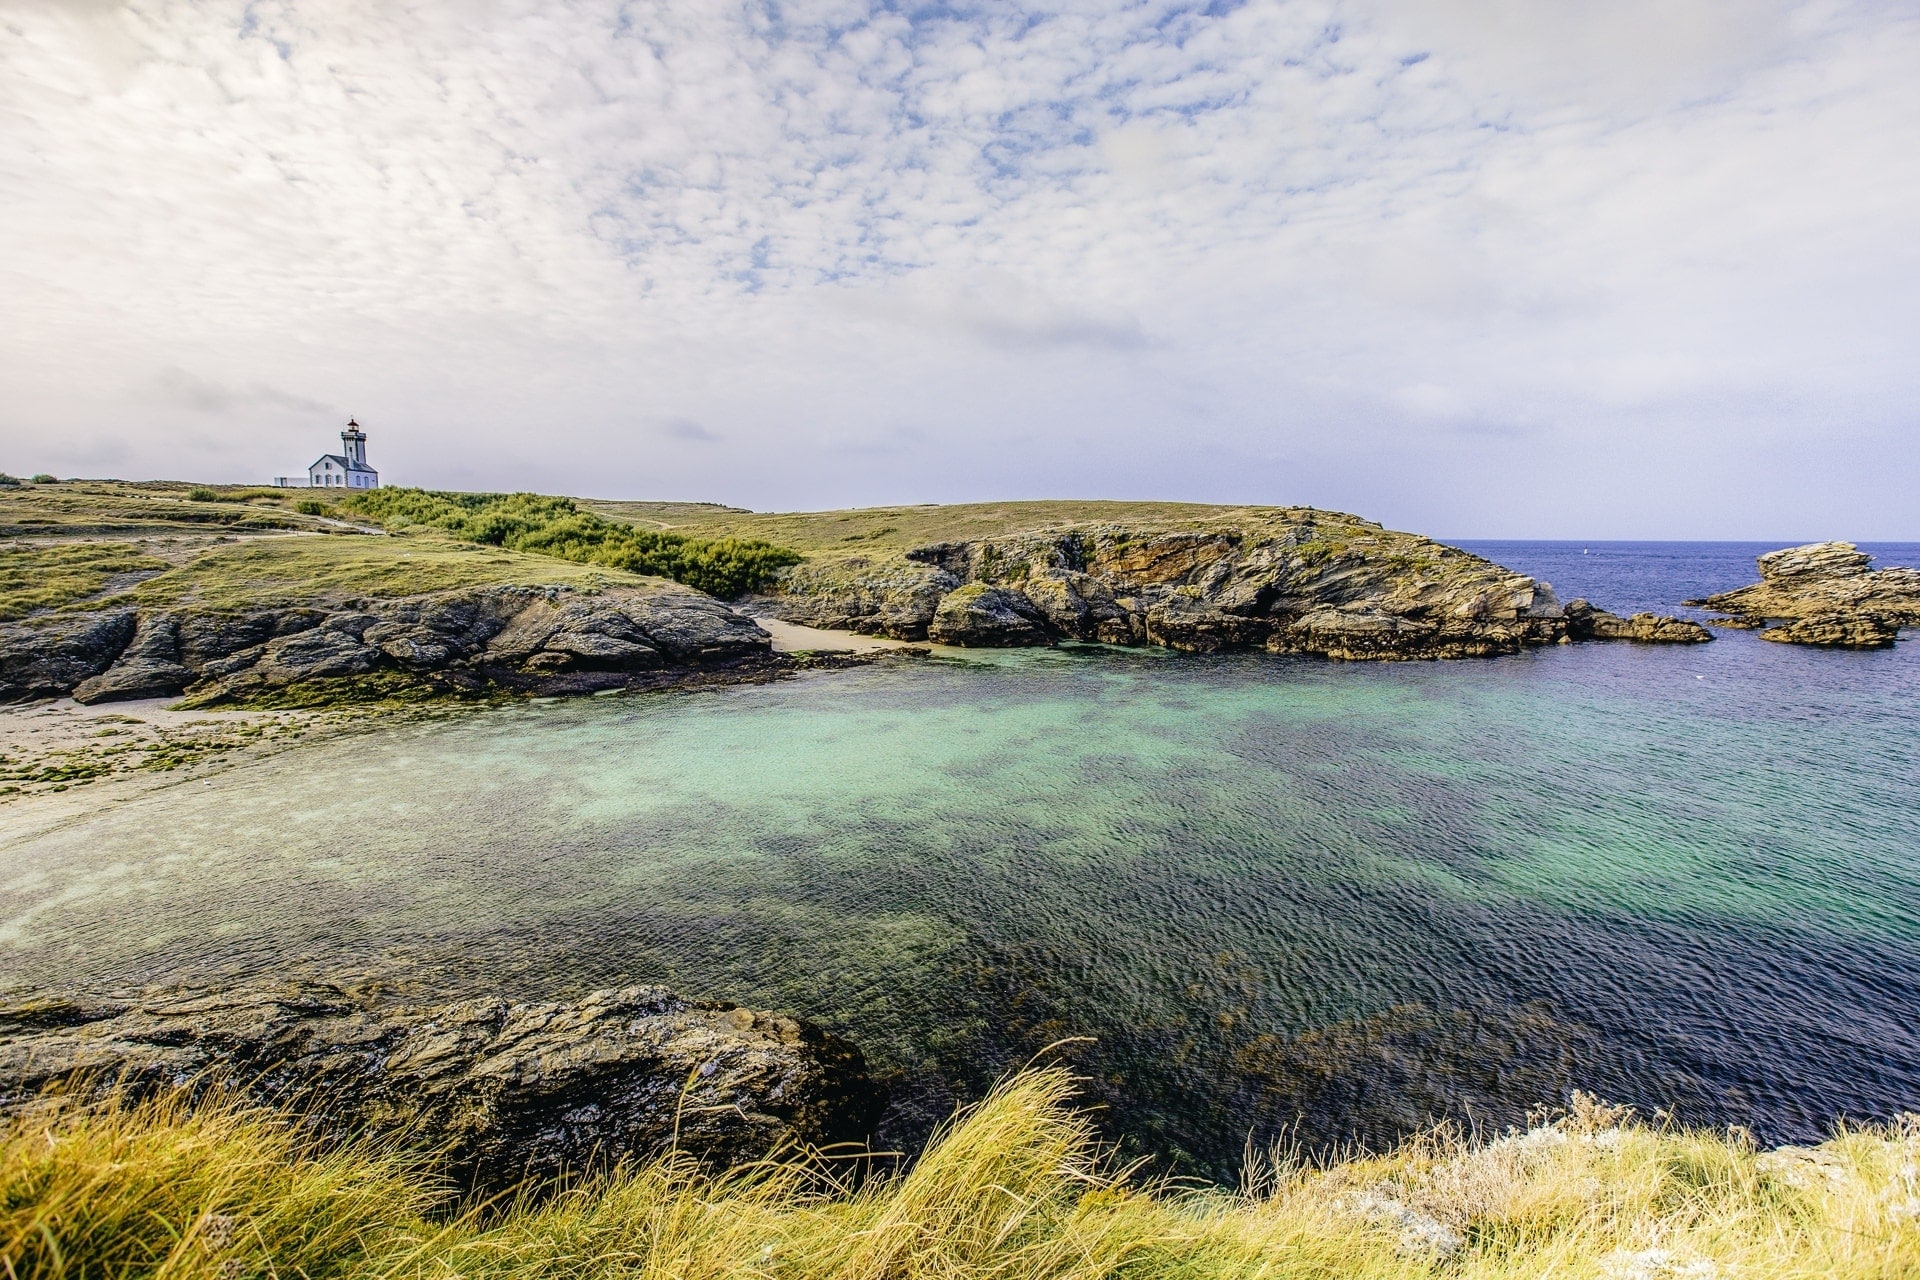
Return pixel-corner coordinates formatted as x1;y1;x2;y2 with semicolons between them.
0;582;781;707
762;521;1710;658
0;983;878;1192
1690;541;1920;649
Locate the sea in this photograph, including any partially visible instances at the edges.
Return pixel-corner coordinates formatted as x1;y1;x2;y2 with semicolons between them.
3;541;1917;1177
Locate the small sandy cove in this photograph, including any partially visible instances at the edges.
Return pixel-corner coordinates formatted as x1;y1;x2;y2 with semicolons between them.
754;617;913;653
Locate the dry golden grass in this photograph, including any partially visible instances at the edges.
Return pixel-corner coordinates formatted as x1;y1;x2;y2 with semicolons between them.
6;1069;1916;1280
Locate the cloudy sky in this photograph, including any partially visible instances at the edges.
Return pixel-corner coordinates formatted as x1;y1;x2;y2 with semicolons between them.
2;0;1916;536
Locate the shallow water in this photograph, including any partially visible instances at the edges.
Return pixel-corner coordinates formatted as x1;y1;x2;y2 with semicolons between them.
4;543;1918;1176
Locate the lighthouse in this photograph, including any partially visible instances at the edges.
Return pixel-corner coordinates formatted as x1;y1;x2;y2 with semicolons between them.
302;418;381;489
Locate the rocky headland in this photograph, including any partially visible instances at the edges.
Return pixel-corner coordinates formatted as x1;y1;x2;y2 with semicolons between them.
0;983;876;1191
759;513;1710;659
0;486;1717;722
1689;541;1920;649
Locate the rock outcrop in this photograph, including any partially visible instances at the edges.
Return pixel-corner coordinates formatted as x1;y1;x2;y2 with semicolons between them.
928;583;1053;646
0;608;137;701
1688;541;1920;649
756;516;1707;660
1757;614;1901;649
0;585;774;705
0;984;876;1191
1562;600;1713;645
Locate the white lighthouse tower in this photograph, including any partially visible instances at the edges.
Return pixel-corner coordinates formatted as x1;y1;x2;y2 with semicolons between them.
304;418;380;489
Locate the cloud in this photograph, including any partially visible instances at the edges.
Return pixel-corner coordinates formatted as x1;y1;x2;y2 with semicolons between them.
660;418;721;442
148;368;330;417
0;0;1916;535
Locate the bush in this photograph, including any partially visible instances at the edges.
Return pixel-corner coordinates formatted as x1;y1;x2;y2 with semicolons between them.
30;473;57;484
185;487;223;502
0;473;18;486
295;500;328;516
343;488;802;598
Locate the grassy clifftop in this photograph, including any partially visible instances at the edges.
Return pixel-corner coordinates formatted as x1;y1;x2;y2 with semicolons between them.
8;1068;1915;1280
0;482;800;621
587;498;1356;558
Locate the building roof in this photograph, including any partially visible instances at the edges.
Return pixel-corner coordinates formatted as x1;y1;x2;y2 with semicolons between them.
309;454;378;473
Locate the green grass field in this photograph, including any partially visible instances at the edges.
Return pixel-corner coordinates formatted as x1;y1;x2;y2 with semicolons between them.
6;1068;1914;1280
125;533;653;612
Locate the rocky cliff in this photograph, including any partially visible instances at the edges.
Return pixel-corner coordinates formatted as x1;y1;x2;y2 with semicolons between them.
0;583;774;705
763;516;1709;658
0;984;876;1191
1689;542;1920;649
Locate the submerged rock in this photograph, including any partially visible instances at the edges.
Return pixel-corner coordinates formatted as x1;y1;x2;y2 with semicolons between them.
1689;541;1919;648
0;984;877;1191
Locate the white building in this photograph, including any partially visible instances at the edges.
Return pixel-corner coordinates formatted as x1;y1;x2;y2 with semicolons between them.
276;419;380;489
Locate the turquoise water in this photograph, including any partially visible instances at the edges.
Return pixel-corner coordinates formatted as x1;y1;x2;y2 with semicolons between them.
4;544;1919;1175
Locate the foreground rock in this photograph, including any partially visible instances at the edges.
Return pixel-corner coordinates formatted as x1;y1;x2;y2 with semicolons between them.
0;584;774;705
0;984;876;1190
1689;541;1920;649
764;516;1707;660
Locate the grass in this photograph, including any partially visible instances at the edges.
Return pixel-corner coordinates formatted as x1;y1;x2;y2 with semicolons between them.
0;481;344;539
585;499;1360;559
343;489;802;597
6;1069;1915;1280
0;542;168;620
126;534;655;613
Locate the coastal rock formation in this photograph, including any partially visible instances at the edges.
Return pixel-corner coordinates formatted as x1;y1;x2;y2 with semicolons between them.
1689;541;1920;648
759;517;1707;660
0;984;876;1190
0;585;773;705
0;608;136;701
1562;600;1713;645
1757;614;1901;649
928;583;1052;646
773;558;960;639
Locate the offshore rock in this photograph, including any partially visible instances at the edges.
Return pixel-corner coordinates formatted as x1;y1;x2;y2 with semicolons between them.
1690;541;1919;646
767;512;1706;661
1562;600;1712;645
1759;614;1899;649
0;984;876;1192
0;585;773;705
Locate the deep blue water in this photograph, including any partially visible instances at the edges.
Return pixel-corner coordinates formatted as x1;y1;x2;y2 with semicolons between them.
3;541;1917;1176
1457;540;1920;618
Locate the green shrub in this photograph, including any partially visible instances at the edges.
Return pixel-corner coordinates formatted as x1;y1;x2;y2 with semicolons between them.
295;500;328;516
0;473;18;486
343;488;801;597
30;473;57;484
185;487;223;502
